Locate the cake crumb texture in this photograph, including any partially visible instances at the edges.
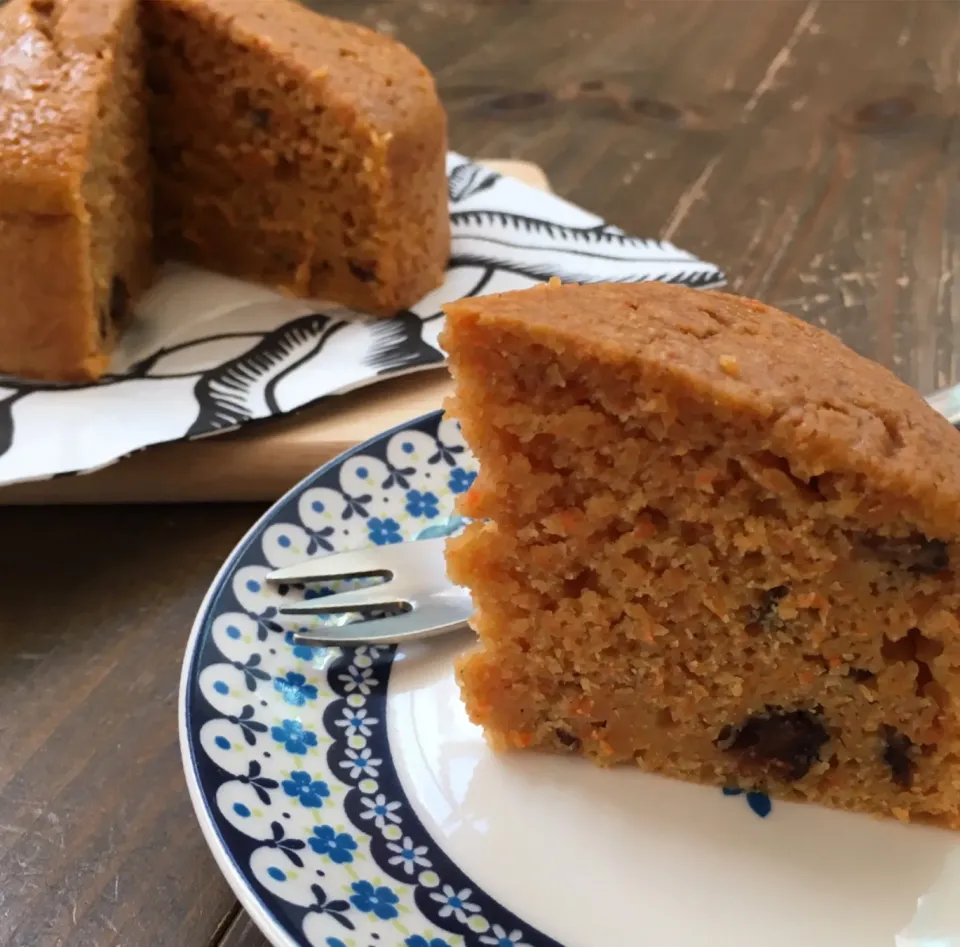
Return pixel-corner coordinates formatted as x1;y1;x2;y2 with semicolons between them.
441;280;960;829
142;0;449;316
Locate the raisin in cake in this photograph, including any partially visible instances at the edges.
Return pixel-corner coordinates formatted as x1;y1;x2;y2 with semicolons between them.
0;0;152;381
142;0;449;316
442;280;960;829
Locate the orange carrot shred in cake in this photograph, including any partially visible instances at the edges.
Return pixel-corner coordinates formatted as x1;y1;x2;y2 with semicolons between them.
440;279;960;829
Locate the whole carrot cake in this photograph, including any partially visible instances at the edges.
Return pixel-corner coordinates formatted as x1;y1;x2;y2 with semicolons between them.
0;0;449;382
442;280;960;829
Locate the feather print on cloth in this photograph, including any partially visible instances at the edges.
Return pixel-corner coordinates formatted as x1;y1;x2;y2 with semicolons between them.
0;153;723;487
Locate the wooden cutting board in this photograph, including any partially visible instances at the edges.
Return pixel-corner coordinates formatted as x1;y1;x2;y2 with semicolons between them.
0;160;551;505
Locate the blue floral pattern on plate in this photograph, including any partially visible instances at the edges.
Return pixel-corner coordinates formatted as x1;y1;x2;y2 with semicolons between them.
182;409;772;947
182;411;571;947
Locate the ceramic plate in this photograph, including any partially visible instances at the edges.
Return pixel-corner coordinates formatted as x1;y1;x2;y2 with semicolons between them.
180;410;960;947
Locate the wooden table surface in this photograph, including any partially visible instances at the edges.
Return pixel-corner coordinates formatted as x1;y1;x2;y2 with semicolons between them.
3;1;960;944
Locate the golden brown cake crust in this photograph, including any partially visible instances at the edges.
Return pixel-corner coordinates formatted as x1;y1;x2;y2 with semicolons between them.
0;0;152;381
443;281;960;539
0;0;114;212
167;0;442;131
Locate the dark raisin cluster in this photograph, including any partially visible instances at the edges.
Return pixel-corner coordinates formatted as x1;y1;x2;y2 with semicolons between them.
748;585;790;632
555;728;580;749
716;705;829;781
862;533;949;575
880;724;916;789
348;261;377;283
101;276;129;339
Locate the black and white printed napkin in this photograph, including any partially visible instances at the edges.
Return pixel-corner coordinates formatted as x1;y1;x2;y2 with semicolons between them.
0;153;723;488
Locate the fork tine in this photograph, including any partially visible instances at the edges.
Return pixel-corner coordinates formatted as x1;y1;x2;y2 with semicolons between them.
292;609;469;646
266;546;397;585
266;536;447;586
279;582;405;616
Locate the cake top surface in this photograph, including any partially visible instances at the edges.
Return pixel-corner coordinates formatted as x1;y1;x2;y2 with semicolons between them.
443;280;960;537
0;0;130;210
163;0;440;134
0;0;442;212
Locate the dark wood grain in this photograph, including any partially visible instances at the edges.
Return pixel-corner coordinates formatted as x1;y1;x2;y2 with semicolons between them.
0;504;265;947
215;907;272;947
329;0;960;394
2;2;959;946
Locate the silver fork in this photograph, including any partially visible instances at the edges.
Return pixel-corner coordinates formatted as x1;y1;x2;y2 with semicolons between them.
267;381;960;648
266;536;473;646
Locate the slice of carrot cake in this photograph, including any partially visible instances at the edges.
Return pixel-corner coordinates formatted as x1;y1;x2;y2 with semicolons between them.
441;280;960;829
